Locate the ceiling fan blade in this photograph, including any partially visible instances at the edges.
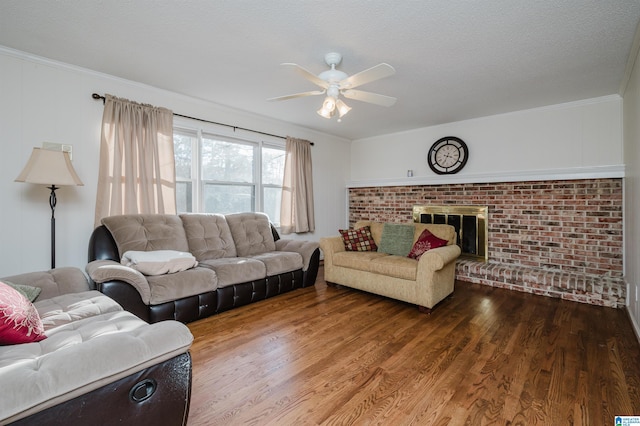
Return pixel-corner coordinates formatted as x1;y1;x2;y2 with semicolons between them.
281;63;330;89
340;63;396;89
267;90;325;102
341;89;397;107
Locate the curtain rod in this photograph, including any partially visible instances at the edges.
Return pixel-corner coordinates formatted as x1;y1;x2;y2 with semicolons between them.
92;93;313;145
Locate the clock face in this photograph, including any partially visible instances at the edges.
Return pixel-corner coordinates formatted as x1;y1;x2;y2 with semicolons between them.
428;136;469;174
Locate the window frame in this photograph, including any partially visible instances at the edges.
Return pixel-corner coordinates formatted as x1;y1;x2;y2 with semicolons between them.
173;118;285;224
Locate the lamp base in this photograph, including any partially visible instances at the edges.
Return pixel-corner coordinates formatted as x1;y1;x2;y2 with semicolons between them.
48;185;58;269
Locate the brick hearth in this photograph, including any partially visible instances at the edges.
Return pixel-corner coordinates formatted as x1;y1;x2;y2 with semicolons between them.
348;178;625;308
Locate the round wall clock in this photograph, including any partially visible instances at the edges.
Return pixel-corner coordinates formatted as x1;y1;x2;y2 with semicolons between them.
427;136;469;175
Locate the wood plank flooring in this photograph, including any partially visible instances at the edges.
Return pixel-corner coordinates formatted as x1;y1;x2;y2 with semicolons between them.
187;267;640;425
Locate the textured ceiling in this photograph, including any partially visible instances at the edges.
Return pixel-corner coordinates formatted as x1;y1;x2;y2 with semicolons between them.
1;1;639;140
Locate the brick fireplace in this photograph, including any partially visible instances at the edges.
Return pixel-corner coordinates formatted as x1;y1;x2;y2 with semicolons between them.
348;178;625;308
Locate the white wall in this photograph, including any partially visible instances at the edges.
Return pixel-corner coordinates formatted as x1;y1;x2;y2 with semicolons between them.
0;47;350;275
623;37;640;340
350;96;623;186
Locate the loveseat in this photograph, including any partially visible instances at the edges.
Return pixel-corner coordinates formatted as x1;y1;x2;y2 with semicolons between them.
0;267;193;425
86;212;320;324
320;220;461;312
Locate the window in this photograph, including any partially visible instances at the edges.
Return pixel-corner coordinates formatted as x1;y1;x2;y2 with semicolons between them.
174;124;285;226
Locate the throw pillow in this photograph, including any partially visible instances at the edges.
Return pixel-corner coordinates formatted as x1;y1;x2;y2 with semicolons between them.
3;280;41;302
378;223;415;257
408;229;449;260
0;281;46;345
339;226;378;251
121;250;199;276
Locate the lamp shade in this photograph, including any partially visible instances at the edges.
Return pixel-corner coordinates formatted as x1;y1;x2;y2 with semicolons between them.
15;148;83;186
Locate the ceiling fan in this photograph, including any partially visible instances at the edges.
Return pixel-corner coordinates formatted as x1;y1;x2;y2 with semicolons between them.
268;52;396;121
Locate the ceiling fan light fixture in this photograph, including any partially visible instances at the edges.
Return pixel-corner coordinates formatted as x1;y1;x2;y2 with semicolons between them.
317;106;334;119
322;96;336;111
336;99;351;118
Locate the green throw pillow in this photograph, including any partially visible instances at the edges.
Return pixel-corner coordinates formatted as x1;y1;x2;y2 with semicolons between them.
378;223;415;257
2;281;42;302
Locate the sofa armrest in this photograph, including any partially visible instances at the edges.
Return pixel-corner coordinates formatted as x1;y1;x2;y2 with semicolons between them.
275;239;319;271
86;260;151;305
319;236;345;261
1;267;91;300
417;244;462;272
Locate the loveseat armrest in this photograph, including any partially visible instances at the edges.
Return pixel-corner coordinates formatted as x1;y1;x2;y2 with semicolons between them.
1;267;92;300
417;244;462;272
86;260;151;305
319;236;345;257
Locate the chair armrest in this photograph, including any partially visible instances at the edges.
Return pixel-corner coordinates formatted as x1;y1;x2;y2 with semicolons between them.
417;244;462;272
275;239;319;271
86;260;151;305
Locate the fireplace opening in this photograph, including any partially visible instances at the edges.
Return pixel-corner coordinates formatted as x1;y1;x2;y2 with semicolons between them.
413;205;488;261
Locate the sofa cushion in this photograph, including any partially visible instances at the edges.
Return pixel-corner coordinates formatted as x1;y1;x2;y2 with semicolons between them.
226;212;276;256
198;258;266;288
275;239;320;272
250;251;303;276
332;251;389;273
35;290;123;331
0;282;46;345
121;250;198;275
102;214;190;256
378;223;415;257
180;213;237;260
368;256;418;281
0;310;193;423
146;267;218;305
408;229;449;260
339;226;377;251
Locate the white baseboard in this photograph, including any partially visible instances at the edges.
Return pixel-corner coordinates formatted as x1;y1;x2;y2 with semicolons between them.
627;306;640;346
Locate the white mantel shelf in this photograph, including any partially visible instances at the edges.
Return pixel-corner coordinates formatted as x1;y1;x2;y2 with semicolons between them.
347;165;625;188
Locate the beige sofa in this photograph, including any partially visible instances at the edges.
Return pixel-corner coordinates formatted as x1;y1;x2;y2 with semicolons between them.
320;221;461;312
0;267;193;425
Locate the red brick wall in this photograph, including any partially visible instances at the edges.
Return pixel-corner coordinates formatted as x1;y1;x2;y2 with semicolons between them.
348;178;623;279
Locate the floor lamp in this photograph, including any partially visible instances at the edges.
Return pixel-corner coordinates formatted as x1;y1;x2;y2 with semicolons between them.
15;147;84;269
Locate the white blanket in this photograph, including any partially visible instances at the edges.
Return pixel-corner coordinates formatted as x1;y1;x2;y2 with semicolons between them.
121;250;198;275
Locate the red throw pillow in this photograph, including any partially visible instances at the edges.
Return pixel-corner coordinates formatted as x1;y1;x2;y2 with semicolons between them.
407;229;448;260
0;281;46;345
339;226;378;251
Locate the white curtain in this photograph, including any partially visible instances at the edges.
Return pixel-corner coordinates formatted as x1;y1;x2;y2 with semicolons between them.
94;94;176;227
280;136;315;234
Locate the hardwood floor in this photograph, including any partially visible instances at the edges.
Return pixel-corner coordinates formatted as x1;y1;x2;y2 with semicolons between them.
187;267;640;425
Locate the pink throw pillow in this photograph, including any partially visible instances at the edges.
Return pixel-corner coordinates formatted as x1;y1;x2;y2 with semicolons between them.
407;229;448;260
0;281;46;345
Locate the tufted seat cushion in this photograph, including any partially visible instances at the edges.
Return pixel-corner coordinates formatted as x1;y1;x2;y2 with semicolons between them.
249;251;304;276
35;290;123;330
0;310;193;423
145;267;218;305
198;257;266;288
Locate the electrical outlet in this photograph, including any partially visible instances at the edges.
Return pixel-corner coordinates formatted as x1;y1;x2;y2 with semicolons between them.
42;142;73;160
